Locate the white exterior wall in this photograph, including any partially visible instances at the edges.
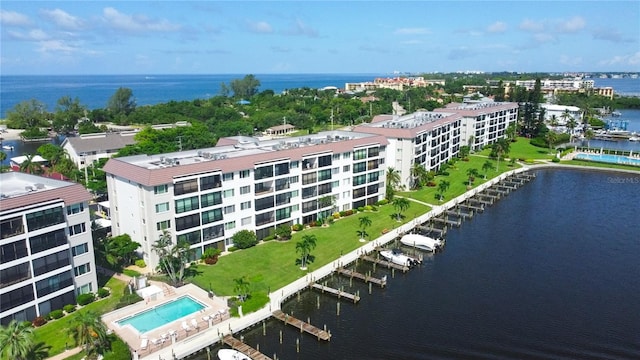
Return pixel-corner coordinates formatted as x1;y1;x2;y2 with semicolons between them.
466;108;518;150
66;200;98;296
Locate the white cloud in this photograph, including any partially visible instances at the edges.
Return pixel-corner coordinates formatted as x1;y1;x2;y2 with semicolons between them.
599;51;640;66
487;21;507;33
400;39;423;45
7;29;50;41
533;33;555;43
394;27;430;35
592;27;633;43
37;39;76;54
0;10;32;27
283;19;318;37
557;16;585;33
247;21;273;34
102;7;181;33
519;19;544;32
559;54;582;66
40;8;84;30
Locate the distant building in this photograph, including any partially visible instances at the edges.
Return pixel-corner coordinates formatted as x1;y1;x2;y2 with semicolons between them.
265;124;296;137
62;132;137;169
345;77;445;92
1;172;98;325
539;104;583;125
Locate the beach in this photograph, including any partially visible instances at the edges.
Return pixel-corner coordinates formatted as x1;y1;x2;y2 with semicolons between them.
0;128;23;141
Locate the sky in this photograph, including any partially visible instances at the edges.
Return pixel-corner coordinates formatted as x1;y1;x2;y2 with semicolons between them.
1;1;639;75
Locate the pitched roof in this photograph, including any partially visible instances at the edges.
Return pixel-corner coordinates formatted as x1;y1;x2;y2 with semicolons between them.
62;132;137;153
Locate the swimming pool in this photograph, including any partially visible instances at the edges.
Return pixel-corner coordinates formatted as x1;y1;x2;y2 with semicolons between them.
116;295;205;333
575;153;640;166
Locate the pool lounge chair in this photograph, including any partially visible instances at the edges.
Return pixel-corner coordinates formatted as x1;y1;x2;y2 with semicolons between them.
181;321;193;333
140;337;149;350
151;338;162;347
191;318;199;330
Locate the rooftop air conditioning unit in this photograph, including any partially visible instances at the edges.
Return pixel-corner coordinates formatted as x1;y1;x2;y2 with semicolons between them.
34;183;45;189
160;156;166;163
219;154;227;159
197;151;203;157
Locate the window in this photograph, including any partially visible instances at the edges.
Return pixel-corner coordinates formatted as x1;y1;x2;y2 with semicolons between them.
1;216;24;240
353;149;367;160
275;178;289;191
1;262;31;289
302;172;317;185
302;200;317;213
66;203;84;215
224;205;235;214
290;161;299;169
176;214;201;231
318;183;332;195
239;170;250;178
343;165;350;172
202;225;224;241
175;196;199;213
275;163;289;176
154;184;168;194
255;165;274;180
201;209;223;225
353;187;366;198
289;175;299;184
255;196;275;211
156;220;171;231
223;173;234;181
241;201;251;210
276;192;292;206
201;192;222;208
32;250;70;276
224;221;236;230
241;217;252;226
223;189;234;198
368;147;380;157
68;223;86;236
155;202;169;213
342;152;351;159
353;162;366;173
240;185;251;194
200;175;221;190
26;207;65;231
36;271;73;297
74;263;91;277
177;230;201;245
276;207;291;221
302;186;317;199
71;243;89;257
333;153;340;160
353;174;366;186
318;155;332;168
255;211;274;226
1;240;28;263
30;229;66;254
318;169;331;182
174;179;198;195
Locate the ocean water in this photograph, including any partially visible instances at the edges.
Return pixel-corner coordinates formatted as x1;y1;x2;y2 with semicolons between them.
190;168;640;360
0;74;385;118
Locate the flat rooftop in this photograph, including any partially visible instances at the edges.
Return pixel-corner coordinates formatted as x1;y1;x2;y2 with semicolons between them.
364;111;458;130
0;172;92;212
0;172;74;199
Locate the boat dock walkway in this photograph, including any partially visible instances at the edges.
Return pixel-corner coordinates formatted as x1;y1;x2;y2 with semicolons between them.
310;283;360;303
336;267;387;287
360;254;409;272
222;335;272;360
272;310;331;341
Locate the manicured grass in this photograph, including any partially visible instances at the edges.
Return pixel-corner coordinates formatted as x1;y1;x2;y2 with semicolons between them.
33;276;127;357
562;159;640;172
477;137;556;161
399;155;519;205
189;201;430;296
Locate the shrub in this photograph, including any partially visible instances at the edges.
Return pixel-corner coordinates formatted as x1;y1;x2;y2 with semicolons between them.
426;181;437;187
135;259;146;268
357;206;365;212
32;316;47;327
228;246;238;252
49;309;64;320
275;224;292;240
376;199;389;206
77;293;95;306
552;157;561;163
308;220;318;227
262;235;275;241
64;304;76;313
103;337;131;360
343;209;354;216
292;223;303;232
232;230;258;249
332;212;341;219
371;205;378;212
439;171;450;176
97;288;110;298
364;205;373;211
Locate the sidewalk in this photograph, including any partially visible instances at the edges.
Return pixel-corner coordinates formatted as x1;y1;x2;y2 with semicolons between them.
46;346;82;360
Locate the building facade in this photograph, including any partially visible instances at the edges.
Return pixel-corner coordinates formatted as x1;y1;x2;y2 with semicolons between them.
103;131;388;269
0;172;98;325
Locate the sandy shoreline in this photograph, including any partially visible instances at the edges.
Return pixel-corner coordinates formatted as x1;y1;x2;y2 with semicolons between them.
0;129;24;141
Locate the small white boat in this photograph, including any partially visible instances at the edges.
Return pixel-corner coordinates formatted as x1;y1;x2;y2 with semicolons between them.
628;136;639;142
379;249;419;267
2;145;14;151
400;233;444;252
218;349;250;360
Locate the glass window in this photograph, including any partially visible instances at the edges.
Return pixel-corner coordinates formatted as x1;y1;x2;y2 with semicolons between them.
368;147;380;157
276;207;291;221
74;263;91;277
223;189;234;198
318;155;332;168
318;169;332;182
201;192;222;208
223;173;234;181
175;196;199;214
290;161;299;168
224;205;235;214
240;185;251;194
342;152;351;159
1;216;24;240
255;165;274;180
174;179;198;195
177;230;201;245
66;203;84;215
343;165;350;172
201;209;223;225
32;250;70;276
0;262;31;288
68;223;86;236
202;225;224;241
353;149;367;160
36;271;73;297
200;175;222;190
154;184;168;194
156;220;171;231
26;207;64;231
155;202;169;213
241;201;251;210
241;217;252;226
1;240;28;263
239;170;250;178
30;229;66;254
275;163;290;176
224;221;236;230
176;214;201;231
255;196;275;211
353;162;366;173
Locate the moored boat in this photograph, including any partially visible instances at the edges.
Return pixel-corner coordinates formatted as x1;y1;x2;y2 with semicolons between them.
379;249;420;267
400;233;444;252
218;349;250;360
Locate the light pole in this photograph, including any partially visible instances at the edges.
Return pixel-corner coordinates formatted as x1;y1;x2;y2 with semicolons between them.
81;153;88;187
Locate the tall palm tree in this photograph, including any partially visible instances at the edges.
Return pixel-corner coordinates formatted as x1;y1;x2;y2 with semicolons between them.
466;168;479;186
482;160;493;179
392;197;410;222
409;163;428;190
491;138;510;171
71;311;108;357
19;154;42;174
0;151;6;163
549;114;559;127
24;341;51;360
233;276;250;301
295;234;317;269
357;216;373;241
437;180;450;201
584;128;595;148
385;167;401;200
566;117;578;142
0;320;35;360
545;131;558;152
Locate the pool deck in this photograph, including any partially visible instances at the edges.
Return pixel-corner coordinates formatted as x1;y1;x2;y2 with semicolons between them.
101;282;230;358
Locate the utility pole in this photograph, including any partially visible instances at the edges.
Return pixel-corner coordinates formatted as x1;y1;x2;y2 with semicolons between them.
330;109;334;130
176;136;183;151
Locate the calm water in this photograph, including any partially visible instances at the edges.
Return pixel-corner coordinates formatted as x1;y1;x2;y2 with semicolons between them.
116;296;204;334
193;169;640;360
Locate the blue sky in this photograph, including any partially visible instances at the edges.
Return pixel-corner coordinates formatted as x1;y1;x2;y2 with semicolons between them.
1;1;639;75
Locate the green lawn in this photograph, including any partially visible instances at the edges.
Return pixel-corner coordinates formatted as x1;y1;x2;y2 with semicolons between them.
33;276;127;357
399;155;519;205
189;201;430;296
478;137;556;161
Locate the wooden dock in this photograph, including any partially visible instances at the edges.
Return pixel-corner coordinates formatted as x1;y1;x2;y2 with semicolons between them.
336;267;387;287
360;254;408;271
310;283;360;303
272;310;331;341
222;335;272;360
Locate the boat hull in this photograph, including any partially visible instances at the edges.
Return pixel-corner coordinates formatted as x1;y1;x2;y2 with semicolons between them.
400;234;443;252
218;349;250;360
379;249;419;267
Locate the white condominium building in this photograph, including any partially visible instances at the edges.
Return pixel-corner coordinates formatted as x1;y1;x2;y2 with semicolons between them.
1;172;98;325
103;131;389;269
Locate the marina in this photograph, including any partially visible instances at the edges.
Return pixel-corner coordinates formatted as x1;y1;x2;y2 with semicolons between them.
271;310;331;341
310;283;360;303
221;335;271;360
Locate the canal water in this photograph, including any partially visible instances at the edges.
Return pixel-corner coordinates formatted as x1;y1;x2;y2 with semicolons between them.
195;168;640;360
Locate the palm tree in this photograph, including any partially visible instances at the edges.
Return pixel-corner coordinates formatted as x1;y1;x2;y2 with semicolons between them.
295;234;317;270
233;276;250;301
458;145;470;160
385;167;401;200
152;230;192;286
545;131;558;152
491;138;510;171
0;320;35;360
437;180;450;201
409;163;428;189
584;128;595;148
549;114;559;128
0;151;6;163
19;154;42;174
356;215;372;242
466;168;479;186
566;117;578;142
392;197;410;222
71;311;108;357
482;160;493;179
505;123;517;142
